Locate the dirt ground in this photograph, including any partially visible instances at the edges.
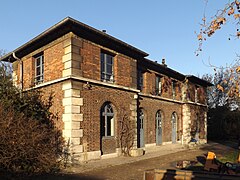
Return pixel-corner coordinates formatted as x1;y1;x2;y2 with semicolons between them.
24;141;238;180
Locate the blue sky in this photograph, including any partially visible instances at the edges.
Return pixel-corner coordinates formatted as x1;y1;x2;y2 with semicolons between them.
1;0;240;77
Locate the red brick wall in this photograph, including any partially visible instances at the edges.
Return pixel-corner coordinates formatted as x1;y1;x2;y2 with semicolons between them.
141;71;183;101
15;40;64;89
80;81;135;153
80;40;137;88
139;97;182;144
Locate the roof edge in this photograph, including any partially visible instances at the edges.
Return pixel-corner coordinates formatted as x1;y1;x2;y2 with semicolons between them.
0;17;148;62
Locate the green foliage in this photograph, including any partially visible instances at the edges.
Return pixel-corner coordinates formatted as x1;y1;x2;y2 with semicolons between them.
0;62;64;177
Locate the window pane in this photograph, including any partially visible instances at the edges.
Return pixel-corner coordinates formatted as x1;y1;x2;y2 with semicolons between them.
36;67;41;76
36;57;41;66
106;74;111;81
107;55;113;64
101;117;105;136
111;117;114;136
106;64;112;74
107;116;112;136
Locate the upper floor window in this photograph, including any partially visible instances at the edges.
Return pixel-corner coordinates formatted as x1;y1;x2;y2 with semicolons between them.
172;80;177;99
195;85;199;103
101;52;114;82
138;71;144;91
35;54;44;84
155;75;162;96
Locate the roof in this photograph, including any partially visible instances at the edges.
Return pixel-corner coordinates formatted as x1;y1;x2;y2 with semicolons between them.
0;17;212;87
140;58;186;81
186;75;213;87
0;17;148;62
139;59;212;87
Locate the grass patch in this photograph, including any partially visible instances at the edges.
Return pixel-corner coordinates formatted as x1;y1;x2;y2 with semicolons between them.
218;151;239;164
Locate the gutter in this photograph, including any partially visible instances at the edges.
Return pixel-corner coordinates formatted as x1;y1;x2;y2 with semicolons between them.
12;52;23;91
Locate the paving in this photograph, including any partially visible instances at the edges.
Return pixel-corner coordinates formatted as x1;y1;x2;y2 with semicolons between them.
36;141;237;180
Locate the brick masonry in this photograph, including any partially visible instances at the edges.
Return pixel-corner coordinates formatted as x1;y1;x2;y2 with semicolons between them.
11;30;209;162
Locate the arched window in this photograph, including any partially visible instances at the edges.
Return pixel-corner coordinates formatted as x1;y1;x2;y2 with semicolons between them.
101;103;114;137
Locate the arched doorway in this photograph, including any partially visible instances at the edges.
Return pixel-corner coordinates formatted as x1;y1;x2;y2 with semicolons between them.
156;110;163;145
100;103;115;154
139;109;144;148
171;112;177;143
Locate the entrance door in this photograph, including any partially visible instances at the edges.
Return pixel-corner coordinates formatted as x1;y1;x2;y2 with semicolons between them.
156;111;162;145
139;109;144;147
100;103;115;155
171;112;177;143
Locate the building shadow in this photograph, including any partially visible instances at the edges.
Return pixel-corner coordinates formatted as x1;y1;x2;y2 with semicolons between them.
0;173;104;180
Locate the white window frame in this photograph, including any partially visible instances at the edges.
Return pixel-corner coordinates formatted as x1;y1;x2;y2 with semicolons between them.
35;54;44;84
101;52;114;82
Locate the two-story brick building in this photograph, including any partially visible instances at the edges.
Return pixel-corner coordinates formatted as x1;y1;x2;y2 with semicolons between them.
0;17;212;162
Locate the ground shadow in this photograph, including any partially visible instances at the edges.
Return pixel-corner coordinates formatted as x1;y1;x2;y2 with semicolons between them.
0;173;104;180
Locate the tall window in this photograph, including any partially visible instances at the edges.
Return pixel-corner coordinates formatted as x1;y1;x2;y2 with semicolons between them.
172;80;177;99
155;75;162;96
101;52;114;82
138;71;143;91
101;103;114;137
35;54;44;84
195;85;199;103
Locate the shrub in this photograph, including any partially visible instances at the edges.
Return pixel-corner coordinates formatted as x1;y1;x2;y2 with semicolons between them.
0;62;64;177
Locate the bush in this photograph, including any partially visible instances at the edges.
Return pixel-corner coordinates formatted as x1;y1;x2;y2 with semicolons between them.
0;63;64;177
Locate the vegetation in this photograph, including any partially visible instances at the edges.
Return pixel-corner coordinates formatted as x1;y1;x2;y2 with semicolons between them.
119;109;135;156
0;55;64;178
203;67;240;140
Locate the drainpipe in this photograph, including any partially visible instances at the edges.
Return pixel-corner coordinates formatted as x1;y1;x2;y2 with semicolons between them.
12;52;23;92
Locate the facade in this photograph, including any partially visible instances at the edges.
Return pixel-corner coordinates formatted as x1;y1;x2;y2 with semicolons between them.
1;17;212;162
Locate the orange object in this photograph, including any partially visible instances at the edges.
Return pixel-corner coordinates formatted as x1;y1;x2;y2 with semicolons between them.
204;151;220;171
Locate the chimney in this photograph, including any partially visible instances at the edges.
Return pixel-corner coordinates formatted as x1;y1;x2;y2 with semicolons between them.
162;58;167;67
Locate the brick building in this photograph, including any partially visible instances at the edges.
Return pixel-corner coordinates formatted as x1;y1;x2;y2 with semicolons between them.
0;17;212;161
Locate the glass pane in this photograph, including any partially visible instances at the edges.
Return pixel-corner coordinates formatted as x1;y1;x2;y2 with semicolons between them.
111;117;114;136
107;55;113;64
42;56;44;65
36;67;40;76
101;53;104;62
101;60;105;72
36;57;41;66
101;73;105;80
107;64;112;74
107;116;112;136
101;116;105;136
106;104;113;113
106;74;111;81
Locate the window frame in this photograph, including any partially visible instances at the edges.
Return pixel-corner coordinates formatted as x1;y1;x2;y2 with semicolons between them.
101;52;114;82
138;70;144;91
155;75;162;96
35;54;44;84
101;103;114;137
172;80;177;100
